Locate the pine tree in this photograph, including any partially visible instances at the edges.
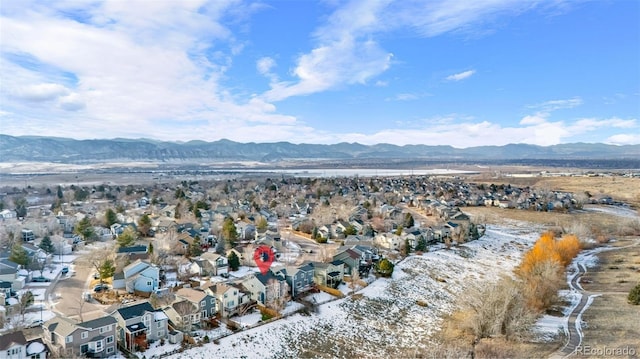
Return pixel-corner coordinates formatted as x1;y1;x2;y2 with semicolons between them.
403;238;411;256
403;213;414;228
228;251;240;271
74;216;96;241
39;235;55;254
9;243;29;266
222;217;238;247
98;259;116;284
415;235;427;252
105;208;118;227
376;258;394;277
189;236;203;257
116;227;137;248
148;242;154;254
138;214;152;237
629;283;640;305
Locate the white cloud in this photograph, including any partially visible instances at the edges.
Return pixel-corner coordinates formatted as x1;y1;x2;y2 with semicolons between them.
605;134;640;145
386;93;419;101
257;57;276;76
12;83;70;102
445;69;475;81
529;96;583;111
519;112;548;125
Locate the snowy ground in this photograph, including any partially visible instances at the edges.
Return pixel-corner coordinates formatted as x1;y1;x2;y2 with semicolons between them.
174;222;542;359
582;204;639;219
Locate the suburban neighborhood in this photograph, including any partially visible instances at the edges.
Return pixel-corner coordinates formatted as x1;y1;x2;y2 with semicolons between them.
0;172;632;358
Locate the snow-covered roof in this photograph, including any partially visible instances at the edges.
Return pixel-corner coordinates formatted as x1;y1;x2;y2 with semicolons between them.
26;341;45;355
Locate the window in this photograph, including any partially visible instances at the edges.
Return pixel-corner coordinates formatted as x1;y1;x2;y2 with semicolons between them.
107;347;114;354
210;299;215;305
227;300;234;308
100;325;112;334
200;300;205;307
106;336;114;344
211;308;216;315
81;331;88;339
202;310;206;318
157;321;162;328
158;330;164;337
147;281;152;286
65;336;73;343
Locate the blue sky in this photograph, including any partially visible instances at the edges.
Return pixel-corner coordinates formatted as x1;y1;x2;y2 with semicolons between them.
1;0;638;147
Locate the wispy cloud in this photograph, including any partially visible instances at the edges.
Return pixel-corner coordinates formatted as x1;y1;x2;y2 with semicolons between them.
528;97;583;111
263;0;564;101
445;69;475;81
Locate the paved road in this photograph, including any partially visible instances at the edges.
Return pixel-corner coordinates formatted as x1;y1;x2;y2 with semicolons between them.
49;250;111;321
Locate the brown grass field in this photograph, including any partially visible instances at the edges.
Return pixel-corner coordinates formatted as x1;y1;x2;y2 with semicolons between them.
467;173;640;208
456;206;640;358
576;239;640;358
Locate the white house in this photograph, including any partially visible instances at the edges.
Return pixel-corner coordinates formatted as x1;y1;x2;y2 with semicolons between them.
113;260;159;295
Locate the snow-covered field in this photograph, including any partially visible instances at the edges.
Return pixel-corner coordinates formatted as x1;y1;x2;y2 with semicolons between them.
173;222;542;359
582;204;639;219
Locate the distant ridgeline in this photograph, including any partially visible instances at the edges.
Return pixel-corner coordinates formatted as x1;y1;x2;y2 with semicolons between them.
0;135;638;168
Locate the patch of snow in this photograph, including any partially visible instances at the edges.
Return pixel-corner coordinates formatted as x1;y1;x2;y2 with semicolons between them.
233;311;262;328
303;291;336;305
26;341;45;355
228;266;259;278
282;301;304;315
583;204;639;219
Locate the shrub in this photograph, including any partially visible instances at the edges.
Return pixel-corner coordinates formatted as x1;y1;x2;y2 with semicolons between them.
629;283;640;305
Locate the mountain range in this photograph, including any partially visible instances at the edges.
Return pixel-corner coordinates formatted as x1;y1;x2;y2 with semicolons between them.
1;135;638;164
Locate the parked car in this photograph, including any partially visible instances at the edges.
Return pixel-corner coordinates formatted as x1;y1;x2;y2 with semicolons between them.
61;267;69;275
93;284;109;292
29;319;43;328
32;277;51;282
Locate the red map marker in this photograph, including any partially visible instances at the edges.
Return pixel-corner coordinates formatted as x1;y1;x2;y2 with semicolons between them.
253;245;275;275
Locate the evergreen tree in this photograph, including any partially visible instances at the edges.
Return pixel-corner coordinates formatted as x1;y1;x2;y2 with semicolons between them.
376;258;394;277
415;235;427;252
189;236;203;257
98;259;116;284
148;242;154;254
105;208;118;227
312;226;319;240
138;214;152;237
403;238;411;256
228;251;240;271
116;227;137;248
74;216;96;241
14;197;27;218
57;185;64;199
257;216;269;231
222;217;238;247
39;235;55;254
9;243;29;266
629;283;640;305
343;225;357;236
403;213;415;228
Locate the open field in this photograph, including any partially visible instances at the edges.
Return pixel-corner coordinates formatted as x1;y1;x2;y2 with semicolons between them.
576;239;640;358
468;174;640;208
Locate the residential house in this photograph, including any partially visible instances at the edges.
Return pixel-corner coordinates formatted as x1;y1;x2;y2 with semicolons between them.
21;229;35;242
112;301;169;352
0;260;24;291
282;263;315;297
0;209;17;220
204;283;240;318
308;261;344;288
163;300;198;333
112;259;159;295
255;269;289;308
238;274;266;304
0;331;47;359
175;287;217;322
333;245;376;276
198;252;229;276
44;315;117;358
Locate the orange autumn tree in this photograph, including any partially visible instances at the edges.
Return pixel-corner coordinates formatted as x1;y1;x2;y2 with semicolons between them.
518;232;582;311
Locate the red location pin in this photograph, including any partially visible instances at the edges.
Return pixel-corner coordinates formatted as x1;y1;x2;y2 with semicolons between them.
253;245;275;275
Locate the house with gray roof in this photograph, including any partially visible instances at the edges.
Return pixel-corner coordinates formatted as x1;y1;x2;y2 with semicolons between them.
44;315;117;358
0;331;47;359
111;301;168;353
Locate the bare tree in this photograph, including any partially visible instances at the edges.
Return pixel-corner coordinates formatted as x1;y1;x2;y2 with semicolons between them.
173;300;196;333
71;297;87;322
